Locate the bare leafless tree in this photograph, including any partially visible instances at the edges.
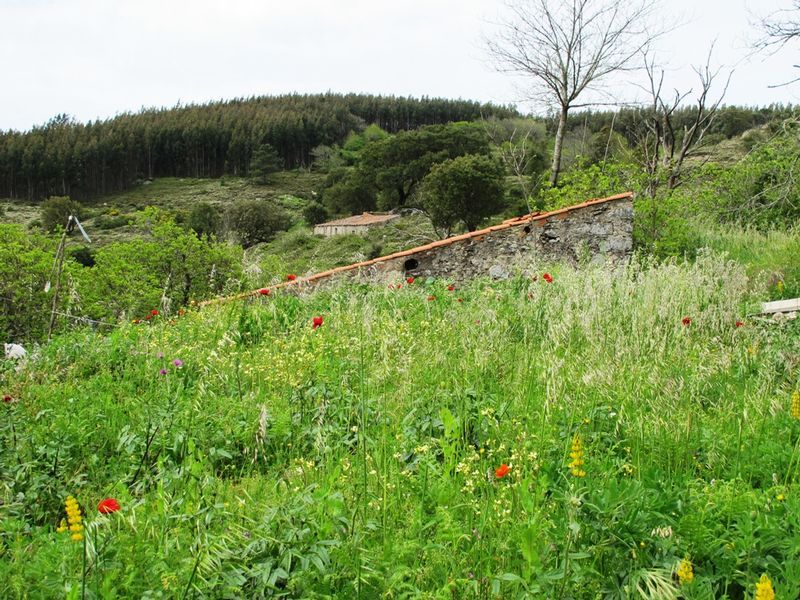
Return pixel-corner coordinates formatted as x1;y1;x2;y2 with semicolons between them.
482;118;545;212
758;1;800;49
756;1;800;87
638;48;731;198
635;48;731;241
486;0;659;187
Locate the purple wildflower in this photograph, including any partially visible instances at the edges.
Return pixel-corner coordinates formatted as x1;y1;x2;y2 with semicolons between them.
172;359;183;368
159;368;167;375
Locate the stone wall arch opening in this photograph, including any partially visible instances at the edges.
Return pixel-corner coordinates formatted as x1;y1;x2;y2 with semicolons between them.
403;258;419;272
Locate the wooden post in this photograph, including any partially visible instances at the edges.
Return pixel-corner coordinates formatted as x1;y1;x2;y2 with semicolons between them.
46;217;71;340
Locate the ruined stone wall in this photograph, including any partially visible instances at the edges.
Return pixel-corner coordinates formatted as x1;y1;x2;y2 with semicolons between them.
351;196;633;282
313;224;372;236
197;195;634;307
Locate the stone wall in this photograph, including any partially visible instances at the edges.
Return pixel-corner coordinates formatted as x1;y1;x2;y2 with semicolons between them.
198;193;634;307
340;194;633;283
313;224;370;236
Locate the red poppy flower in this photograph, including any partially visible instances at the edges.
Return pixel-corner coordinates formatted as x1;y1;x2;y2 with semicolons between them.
447;284;456;291
3;394;13;403
259;288;270;296
287;274;297;281
682;316;691;326
495;464;511;479
397;284;403;289
145;315;152;321
542;273;553;283
406;277;415;284
427;295;436;301
97;498;121;514
312;316;324;329
151;309;159;316
735;321;744;328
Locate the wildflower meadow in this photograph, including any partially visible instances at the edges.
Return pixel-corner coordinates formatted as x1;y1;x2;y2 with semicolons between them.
1;250;799;598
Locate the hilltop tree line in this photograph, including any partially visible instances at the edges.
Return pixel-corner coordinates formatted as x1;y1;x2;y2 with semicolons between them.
0;94;517;201
561;104;799;148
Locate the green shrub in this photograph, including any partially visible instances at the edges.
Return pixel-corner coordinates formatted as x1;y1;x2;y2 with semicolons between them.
93;213;130;230
536;160;640;211
697;128;800;228
420;153;506;234
0;224;79;341
40;196;83;233
187;202;220;238
81;208;243;320
224;199;292;248
302;201;329;225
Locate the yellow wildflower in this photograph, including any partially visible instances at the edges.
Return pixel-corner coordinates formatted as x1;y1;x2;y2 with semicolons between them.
777;493;786;502
755;573;775;600
791;391;800;420
568;434;586;477
777;280;784;294
56;519;67;534
62;495;83;541
676;558;694;585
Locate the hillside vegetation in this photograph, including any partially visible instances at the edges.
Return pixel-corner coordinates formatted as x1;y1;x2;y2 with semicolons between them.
2;91;800;597
2;243;799;597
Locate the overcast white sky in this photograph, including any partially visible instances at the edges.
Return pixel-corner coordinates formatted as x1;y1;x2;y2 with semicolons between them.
1;0;798;132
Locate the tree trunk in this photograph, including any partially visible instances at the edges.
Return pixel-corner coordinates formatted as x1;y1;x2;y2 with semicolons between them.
549;105;569;187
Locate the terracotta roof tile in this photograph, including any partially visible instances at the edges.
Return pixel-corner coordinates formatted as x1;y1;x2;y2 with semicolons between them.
198;192;633;307
316;212;399;227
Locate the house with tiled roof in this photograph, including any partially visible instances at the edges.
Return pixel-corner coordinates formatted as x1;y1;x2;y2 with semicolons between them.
313;212;400;236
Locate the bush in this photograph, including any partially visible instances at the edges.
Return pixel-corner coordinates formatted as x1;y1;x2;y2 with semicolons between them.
420;154;506;234
322;169;377;215
187;202;221;238
0;224;79;341
303;201;329;226
93;214;129;230
536;161;640;211
81;209;243;320
697;128;800;228
40;196;83;233
224;199;292;247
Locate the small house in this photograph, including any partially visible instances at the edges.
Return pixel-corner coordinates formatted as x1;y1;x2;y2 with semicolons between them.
313;212;400;237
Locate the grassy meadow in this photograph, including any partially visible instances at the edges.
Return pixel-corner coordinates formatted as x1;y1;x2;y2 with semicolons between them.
2;237;799;598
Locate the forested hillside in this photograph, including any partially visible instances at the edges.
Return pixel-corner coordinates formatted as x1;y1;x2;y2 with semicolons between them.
0;94;517;201
562;104;799;146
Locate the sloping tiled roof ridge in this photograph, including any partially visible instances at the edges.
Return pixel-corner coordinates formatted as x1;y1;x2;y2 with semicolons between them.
198;191;633;307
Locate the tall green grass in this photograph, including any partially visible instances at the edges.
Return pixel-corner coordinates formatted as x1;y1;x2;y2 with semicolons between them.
691;222;800;299
1;252;799;598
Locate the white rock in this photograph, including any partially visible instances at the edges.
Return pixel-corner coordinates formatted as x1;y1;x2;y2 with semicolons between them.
4;343;27;360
